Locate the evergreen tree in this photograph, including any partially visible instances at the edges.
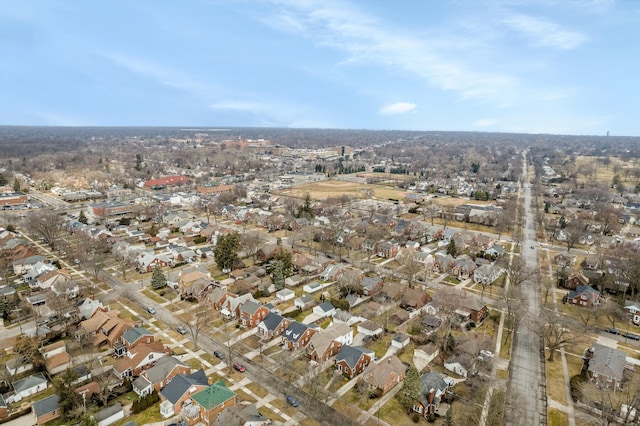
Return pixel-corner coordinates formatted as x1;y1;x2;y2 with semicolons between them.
214;232;240;272
78;210;88;224
272;247;293;278
54;368;82;421
446;239;458;257
13;177;20;192
151;267;167;290
396;366;421;412
271;260;285;290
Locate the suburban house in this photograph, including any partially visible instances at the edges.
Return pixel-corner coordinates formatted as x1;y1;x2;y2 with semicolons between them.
624;300;640;325
313;302;336;319
334;346;373;379
32;394;60;425
306;332;343;363
238;300;269;328
40;341;72;375
275;288;295;302
257;312;291;340
11;373;48;402
159;369;209;418
414;371;450;417
473;264;502;285
414;343;440;368
444;354;475;378
189;380;237;425
377;241;400;259
358;320;383;338
391;334;411;349
132;355;191;397
92;403;124;426
586;344;626;389
5;356;33;376
561;272;590;290
361;355;406;395
121;327;155;350
564;285;601;307
294;294;315;310
78;309;134;348
360;276;384;296
137;253;171;273
179;271;213;298
220;293;257;318
400;288;432;311
112;341;172;379
282;321;317;350
457;293;489;324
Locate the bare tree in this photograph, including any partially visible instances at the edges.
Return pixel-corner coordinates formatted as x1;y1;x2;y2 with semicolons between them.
577;305;600;333
398;248;422;288
24;209;64;250
533;308;578;362
502;257;534;288
241;231;264;262
601;300;626;330
501;286;526;351
181;302;209;351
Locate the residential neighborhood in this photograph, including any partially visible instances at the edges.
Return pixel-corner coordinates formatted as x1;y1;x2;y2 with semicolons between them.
0;128;639;426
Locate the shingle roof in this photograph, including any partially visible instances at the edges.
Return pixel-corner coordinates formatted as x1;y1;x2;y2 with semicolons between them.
144;355;188;384
588;343;626;381
122;327;153;345
260;312;285;331
420;371;448;406
13;372;47;393
191;380;236;410
160;369;208;404
335;345;367;369
240;300;261;316
283;321;308;343
32;394;59;417
93;403;123;422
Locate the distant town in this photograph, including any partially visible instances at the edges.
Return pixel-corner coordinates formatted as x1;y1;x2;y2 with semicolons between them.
0;127;639;426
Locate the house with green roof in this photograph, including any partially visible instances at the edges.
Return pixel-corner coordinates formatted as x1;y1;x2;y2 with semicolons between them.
191;380;236;424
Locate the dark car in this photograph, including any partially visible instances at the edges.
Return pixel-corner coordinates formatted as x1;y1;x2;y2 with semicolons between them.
606;328;621;335
286;396;298;407
176;326;187;335
233;362;246;372
624;333;640;341
214;350;225;359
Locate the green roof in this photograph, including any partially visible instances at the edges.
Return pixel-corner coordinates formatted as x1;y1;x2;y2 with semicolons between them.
191;380;236;410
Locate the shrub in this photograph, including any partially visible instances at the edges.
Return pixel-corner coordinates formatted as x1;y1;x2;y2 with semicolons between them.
413;413;421;423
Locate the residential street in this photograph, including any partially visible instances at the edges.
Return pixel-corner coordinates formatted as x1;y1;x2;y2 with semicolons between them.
506;151;545;425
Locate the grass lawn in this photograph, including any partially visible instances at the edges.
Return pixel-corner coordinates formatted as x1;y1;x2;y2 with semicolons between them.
246;382;269;398
378;396;415;426
113;404;163;426
270;397;299;417
497;369;509;380
332;398;364;419
186;358;204;370
235;388;257;403
545;350;567;405
548;407;569;426
368;334;393;358
298;417;321;426
257;406;284;423
141;288;164;303
200;352;218;366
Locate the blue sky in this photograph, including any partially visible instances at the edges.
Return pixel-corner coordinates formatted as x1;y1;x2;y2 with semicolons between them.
1;0;638;135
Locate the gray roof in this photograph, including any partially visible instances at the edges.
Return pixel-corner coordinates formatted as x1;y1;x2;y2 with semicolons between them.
260;312;286;331
133;375;152;392
13;372;47;393
317;302;335;313
32;394;59;417
335;345;368;369
588;343;626;381
298;294;314;304
0;394;6;408
283;321;309;343
144;355;188;384
160;369;208;404
420;371;448;406
94;403;123;422
122;327;153;345
240;300;261;315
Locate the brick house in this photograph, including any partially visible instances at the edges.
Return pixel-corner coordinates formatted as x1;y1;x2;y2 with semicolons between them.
32;394;60;425
132;355;191;397
238;301;269;328
414;372;450;417
282;321;317;350
306;332;343;363
159;370;209;418
362;355;405;395
565;285;600;307
257;312;290;340
190;381;237;424
334;346;373;379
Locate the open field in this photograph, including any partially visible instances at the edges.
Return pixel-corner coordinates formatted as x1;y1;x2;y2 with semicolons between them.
275;179;407;201
574;155;639;186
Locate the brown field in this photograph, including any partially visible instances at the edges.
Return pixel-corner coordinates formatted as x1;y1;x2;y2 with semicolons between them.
574;156;638;185
278;179;408;201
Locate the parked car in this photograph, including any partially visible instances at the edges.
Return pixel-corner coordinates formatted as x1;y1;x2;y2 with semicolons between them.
286;396;299;407
233;362;246;372
606;328;621;335
176;326;187;335
147;306;156;314
624;333;640;341
214;350;225;359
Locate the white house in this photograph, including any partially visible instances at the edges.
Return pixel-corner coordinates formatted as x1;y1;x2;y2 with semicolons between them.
10;373;48;402
391;333;410;349
624;300;640;325
93;403;124;426
313;302;336;318
276;288;295;302
473;264;502;285
444;354;474;378
357;320;383;338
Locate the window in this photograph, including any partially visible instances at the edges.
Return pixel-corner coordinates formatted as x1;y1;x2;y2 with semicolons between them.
413;405;422;413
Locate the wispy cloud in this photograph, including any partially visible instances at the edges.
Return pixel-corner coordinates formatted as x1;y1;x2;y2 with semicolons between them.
502;13;586;50
379;102;416;115
264;0;519;103
102;52;218;98
209;98;325;127
473;118;498;128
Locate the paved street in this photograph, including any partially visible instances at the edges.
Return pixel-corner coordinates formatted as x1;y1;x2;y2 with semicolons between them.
506;151;545;425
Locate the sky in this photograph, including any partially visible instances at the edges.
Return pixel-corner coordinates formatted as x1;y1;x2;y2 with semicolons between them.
1;0;639;135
